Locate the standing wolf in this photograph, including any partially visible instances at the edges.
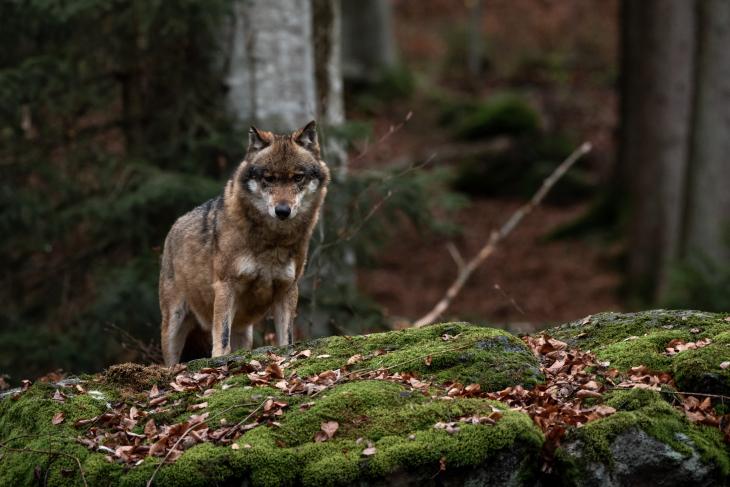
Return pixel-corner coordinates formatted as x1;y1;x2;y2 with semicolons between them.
159;121;330;366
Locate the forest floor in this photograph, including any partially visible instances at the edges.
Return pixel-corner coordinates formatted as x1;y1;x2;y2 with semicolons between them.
357;199;623;331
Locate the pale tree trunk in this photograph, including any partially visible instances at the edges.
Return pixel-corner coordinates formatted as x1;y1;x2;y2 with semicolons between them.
621;0;696;300
226;0;317;131
681;0;730;266
340;0;397;82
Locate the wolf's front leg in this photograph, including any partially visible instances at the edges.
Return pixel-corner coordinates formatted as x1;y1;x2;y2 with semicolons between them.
211;281;236;357
273;285;298;346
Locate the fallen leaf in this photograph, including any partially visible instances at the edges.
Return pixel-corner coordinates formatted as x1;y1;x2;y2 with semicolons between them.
52;411;65;425
720;361;730;369
347;354;363;365
362;447;376;456
315;421;339;442
266;363;284;380
144;419;157;438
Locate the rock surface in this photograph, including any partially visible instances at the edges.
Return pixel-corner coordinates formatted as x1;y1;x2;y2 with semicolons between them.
0;311;728;486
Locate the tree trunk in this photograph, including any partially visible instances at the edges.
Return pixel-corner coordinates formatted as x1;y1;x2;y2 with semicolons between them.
466;0;484;80
681;0;730;266
312;0;347;174
340;0;397;82
226;0;317;131
621;0;696;301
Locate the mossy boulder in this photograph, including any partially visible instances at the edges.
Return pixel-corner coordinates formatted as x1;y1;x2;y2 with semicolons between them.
556;388;729;486
0;313;727;486
547;309;730;395
0;323;544;486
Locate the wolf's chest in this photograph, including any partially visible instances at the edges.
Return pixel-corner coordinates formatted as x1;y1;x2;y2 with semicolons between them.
234;251;295;286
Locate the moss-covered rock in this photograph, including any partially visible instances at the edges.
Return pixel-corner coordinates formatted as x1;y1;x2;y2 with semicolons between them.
1;313;727;486
547;310;730;395
556;388;729;486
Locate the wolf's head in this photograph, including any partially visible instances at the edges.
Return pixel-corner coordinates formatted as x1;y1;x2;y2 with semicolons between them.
237;121;330;221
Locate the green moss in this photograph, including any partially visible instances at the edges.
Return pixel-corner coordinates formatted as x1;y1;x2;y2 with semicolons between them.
672;340;730;395
547;310;730;394
557;388;729;479
452;92;541;140
291;323;542;392
0;382;111;486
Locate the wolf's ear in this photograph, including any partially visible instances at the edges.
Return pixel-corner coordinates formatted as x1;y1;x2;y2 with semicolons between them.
248;126;272;153
293;120;319;155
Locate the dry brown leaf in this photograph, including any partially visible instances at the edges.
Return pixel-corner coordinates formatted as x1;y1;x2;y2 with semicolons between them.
144;419;157;438
296;349;312;358
266;363;284;380
52;411;65;425
320;421;339;439
347;354;363;366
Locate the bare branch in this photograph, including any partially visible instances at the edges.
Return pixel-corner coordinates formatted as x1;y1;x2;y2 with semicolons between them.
412;142;592;328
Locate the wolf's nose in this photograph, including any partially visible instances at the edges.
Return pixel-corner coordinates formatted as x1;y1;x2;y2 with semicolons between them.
275;203;291;220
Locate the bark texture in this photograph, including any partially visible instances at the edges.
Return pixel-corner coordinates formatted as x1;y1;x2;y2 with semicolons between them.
226;0;317;131
682;0;730;266
622;0;730;301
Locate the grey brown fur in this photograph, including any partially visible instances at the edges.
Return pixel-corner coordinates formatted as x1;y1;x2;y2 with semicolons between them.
159;121;330;365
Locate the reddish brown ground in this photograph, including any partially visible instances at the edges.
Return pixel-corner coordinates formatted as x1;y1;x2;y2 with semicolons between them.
357;199;623;331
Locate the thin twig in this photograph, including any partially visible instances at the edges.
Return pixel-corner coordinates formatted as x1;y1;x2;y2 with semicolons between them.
223;399;268;439
352;111;413;162
0;447;87;487
615;386;730;402
413;142;592;328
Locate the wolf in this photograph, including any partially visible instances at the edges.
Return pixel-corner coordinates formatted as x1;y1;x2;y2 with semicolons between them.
159;121;330;366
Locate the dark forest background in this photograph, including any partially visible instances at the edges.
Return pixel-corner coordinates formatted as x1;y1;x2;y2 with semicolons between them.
1;0;728;384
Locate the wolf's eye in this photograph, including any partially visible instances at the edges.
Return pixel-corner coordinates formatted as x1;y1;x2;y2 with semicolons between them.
293;174;304;183
263;175;275;184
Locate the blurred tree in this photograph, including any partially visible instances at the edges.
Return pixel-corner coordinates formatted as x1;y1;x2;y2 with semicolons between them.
620;0;696;301
681;0;730;275
466;0;484;80
620;0;730;305
341;0;397;82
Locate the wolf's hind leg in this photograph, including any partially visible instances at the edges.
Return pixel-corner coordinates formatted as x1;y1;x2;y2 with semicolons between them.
161;300;191;366
230;324;254;352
